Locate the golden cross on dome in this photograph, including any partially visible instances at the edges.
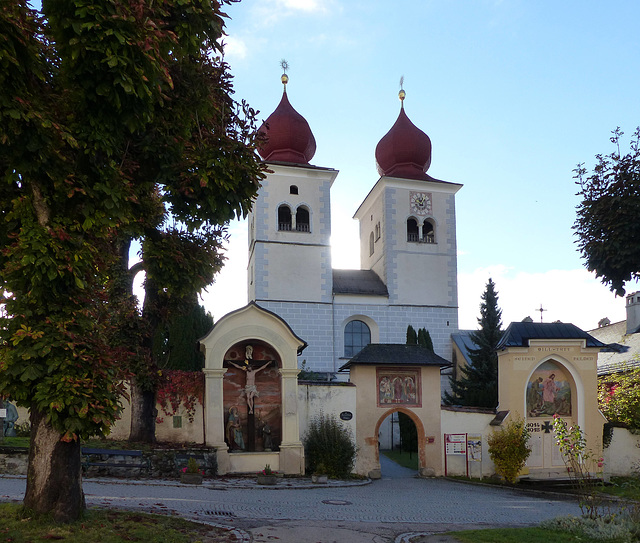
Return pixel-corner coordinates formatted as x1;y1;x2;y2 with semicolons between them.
280;59;289;88
399;75;406;104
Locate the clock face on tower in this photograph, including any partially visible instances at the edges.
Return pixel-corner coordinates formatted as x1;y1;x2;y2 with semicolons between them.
409;191;432;216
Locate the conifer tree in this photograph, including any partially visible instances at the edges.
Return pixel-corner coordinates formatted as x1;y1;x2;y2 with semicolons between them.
444;278;503;408
406;325;418;345
417;328;434;353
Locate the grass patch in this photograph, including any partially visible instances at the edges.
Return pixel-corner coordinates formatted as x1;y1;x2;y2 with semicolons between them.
0;503;236;543
596;476;640;501
0;437;30;448
448;526;621;543
380;449;418;470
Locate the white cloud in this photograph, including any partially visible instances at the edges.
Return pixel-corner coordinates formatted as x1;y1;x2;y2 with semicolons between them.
221;35;248;61
458;267;629;332
278;0;325;12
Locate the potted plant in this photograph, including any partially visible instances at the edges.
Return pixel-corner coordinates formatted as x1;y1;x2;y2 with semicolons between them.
180;457;204;484
257;464;278;485
311;463;328;484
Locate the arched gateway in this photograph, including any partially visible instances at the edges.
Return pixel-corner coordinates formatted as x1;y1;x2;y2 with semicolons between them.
339;344;450;478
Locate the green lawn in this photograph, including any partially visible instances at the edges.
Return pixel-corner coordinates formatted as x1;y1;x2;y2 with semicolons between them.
447;527;622;543
0;504;235;543
381;449;419;470
597;476;640;501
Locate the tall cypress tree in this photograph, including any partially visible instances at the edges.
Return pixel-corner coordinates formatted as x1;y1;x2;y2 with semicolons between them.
444;278;503;408
154;298;213;371
406;325;418;345
417;328;434;353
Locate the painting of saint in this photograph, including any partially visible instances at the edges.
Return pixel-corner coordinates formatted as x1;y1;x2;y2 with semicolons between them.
376;368;421;407
526;362;571;417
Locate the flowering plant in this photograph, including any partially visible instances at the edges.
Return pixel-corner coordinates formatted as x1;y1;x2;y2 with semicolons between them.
553;415;603;519
260;464;277;476
183;456;204;475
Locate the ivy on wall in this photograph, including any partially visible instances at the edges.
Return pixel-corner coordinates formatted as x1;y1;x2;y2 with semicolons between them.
156;371;204;423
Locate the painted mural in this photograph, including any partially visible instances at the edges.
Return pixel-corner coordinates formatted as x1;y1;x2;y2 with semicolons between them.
526;360;572;417
377;367;421;407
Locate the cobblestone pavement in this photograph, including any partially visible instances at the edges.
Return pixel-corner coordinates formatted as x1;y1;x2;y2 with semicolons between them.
0;458;583;543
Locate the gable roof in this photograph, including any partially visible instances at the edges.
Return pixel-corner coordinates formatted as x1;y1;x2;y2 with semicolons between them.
333;269;389;296
496;321;606;350
339;343;450;371
451;330;478;366
588;320;640;376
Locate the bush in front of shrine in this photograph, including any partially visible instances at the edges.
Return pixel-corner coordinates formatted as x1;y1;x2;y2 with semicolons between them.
487;417;531;484
303;413;356;478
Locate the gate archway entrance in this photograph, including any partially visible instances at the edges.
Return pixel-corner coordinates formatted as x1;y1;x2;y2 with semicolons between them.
377;408;422;477
338;344;450;478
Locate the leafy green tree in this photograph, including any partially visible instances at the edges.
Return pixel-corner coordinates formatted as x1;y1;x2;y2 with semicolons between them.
598;365;640;430
444;278;503;408
406;325;418;345
574;127;640;296
0;0;262;521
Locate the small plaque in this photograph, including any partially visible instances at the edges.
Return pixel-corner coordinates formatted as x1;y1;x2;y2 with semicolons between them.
339;411;353;421
426;436;435;444
0;409;6;418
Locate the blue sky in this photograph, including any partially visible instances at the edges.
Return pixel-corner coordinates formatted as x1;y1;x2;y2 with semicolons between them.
198;0;640;330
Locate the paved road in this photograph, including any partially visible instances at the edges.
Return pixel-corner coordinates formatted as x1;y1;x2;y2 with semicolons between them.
0;460;583;542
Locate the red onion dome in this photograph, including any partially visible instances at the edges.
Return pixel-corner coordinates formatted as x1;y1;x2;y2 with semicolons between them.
258;77;316;164
375;91;432;180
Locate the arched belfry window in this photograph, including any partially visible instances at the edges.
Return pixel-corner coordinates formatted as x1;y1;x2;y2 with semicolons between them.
278;205;292;231
344;320;371;357
295;206;310;232
407;218;419;242
422;220;435;243
290;185;298;195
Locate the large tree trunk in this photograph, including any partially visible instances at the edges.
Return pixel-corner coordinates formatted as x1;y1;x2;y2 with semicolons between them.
128;379;157;443
24;406;85;522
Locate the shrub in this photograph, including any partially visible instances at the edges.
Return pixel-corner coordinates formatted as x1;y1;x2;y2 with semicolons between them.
487;417;531;484
303;413;356;478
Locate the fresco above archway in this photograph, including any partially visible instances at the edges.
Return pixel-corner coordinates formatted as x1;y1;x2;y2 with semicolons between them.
526;360;571;417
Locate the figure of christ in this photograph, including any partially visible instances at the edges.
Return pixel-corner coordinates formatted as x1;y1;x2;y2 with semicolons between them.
228;360;272;414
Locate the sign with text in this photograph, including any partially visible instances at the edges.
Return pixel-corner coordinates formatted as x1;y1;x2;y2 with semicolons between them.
445;433;467;455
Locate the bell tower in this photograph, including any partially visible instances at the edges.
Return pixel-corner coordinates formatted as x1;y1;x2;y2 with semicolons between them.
354;87;461;314
248;70;338;361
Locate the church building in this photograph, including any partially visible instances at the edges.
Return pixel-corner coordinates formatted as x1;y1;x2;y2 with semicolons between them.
248;73;461;375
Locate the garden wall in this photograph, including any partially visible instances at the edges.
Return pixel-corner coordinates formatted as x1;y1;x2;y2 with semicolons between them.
440;406;497;478
604;427;640;477
297;381;357;443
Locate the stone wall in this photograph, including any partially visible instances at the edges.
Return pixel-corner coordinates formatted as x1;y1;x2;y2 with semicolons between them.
0;446;28;475
0;447;217;478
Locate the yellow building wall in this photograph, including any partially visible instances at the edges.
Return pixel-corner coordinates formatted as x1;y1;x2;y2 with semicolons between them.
351;364;443;478
497;340;605;478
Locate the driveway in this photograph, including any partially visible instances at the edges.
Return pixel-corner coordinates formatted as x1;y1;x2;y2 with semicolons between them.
0;458;582;542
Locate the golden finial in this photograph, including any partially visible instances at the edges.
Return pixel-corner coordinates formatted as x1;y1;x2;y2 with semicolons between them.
280;59;289;88
398;75;406;105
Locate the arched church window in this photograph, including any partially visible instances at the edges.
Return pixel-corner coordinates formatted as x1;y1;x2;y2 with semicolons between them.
422;220;435;243
295;206;310;232
369;232;374;255
407;218;419;242
290;185;298;195
278;205;292;231
344;320;371;357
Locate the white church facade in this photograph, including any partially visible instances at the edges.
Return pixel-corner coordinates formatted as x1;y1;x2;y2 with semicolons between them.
248;75;461;376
